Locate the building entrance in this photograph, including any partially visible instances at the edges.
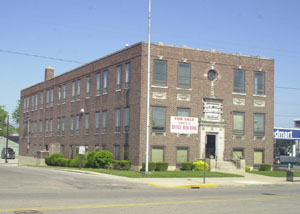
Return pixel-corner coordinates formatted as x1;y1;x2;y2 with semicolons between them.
206;135;216;158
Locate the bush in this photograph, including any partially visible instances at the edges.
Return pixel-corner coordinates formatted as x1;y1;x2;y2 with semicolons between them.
87;151;98;168
55;158;71;167
245;166;251;172
193;160;209;171
113;160;131;170
259;164;271;171
70;154;87;168
141;162;156;171
45;153;64;166
155;162;168;171
95;150;113;169
181;162;193;171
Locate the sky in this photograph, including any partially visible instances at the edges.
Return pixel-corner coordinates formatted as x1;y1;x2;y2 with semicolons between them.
0;0;300;128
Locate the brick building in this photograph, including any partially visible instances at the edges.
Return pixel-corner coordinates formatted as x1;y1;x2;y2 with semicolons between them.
20;42;274;170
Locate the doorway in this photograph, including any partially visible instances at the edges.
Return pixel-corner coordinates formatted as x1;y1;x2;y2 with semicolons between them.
206;135;216;158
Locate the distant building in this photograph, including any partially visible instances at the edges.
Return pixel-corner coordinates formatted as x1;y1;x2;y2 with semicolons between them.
19;42;274;169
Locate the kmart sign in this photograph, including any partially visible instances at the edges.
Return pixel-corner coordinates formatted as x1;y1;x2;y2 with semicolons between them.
273;128;300;140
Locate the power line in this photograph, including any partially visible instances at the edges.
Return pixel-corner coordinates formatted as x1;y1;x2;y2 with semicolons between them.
0;49;86;64
275;86;300;91
275;114;299;118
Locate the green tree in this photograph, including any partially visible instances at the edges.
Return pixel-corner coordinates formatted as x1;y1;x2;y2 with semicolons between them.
0;106;8;136
12;100;20;133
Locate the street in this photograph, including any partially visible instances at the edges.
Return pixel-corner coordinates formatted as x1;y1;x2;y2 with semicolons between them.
1;166;300;214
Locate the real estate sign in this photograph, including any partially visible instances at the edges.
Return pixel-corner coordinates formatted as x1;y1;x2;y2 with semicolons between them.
170;116;198;134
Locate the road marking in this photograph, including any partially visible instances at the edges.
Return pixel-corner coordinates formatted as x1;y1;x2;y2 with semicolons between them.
1;195;300;213
147;183;217;188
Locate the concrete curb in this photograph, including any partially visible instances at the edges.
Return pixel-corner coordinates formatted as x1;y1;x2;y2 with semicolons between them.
147;183;217;189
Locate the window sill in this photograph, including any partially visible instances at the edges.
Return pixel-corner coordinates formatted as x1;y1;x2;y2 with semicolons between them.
103;92;108;95
71;100;75;103
152;132;166;136
253;94;266;98
95;94;101;97
232;92;246;96
76;99;80;101
85;97;90;99
151;85;168;89
232;135;245;140
176;87;192;91
115;89;121;92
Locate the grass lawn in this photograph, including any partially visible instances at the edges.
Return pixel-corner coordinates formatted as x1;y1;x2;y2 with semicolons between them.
26;165;243;178
249;170;300;177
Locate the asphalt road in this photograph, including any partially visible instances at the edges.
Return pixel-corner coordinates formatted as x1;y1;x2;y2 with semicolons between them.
1;166;300;214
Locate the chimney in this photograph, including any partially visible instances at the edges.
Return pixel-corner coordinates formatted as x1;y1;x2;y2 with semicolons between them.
45;66;54;81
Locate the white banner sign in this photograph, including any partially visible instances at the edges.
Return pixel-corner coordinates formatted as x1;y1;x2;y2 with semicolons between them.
78;146;86;155
170;116;198;134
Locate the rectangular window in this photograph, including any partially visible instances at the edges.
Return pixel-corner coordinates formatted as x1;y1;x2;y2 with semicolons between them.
57;117;60;136
124;145;129;160
152;107;166;132
34;121;37;137
254;150;264;165
96;73;101;95
254;113;265;136
31;95;34;111
233;112;245;136
104;71;108;93
62;117;65;136
86;76;90;97
39;120;43;136
33;144;36;156
49;119;53;136
153;60;167;86
95;112;100;133
178;63;191;89
45;120;48;136
115;145;120;160
124;107;130;132
58;86;61;104
115;109;120;132
85;113;89;134
102;111;107;133
50;88;54;106
61;144;65;155
72;81;76;100
234;69;245;93
46;90;49;107
77;79;81;99
152;147;164;162
35;94;38;110
76;115;80;135
125;63;131;88
177;108;190;117
116;66;122;90
176;147;188;165
233;149;244;160
40;92;44;108
23;98;26;113
70;115;74;135
63;84;66;103
254;72;265;95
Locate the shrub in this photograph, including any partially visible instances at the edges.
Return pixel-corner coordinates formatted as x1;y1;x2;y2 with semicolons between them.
155;162;168;171
259;164;271;171
141;162;156;171
113;160;131;170
193;160;209;171
245;166;251;172
70;154;87;168
181;162;193;171
87;151;98;168
55;158;71;167
45;153;64;166
95;150;113;169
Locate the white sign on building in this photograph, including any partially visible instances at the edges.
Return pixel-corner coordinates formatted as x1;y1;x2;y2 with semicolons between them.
78;146;86;155
170;116;198;134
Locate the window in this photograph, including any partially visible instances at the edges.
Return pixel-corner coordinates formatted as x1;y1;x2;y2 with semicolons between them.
115;109;120;132
27;97;29;111
33;144;36;156
45;120;48;136
115;145;120;160
46;90;50;107
40;92;44;108
23;98;26;113
124;145;129;160
85;113;89;134
152;107;166;132
125;63;131;88
34;121;37;137
102;111;107;133
58;86;61;104
39;120;43;136
95;112;100;133
254;72;265;95
86;76;91;97
31;95;34;111
153;60;167;86
57;118;61;136
72;81;76;100
233;112;245;136
95;145;100;151
104;71;108;93
62;117;65;136
49;119;53;136
35;94;38;110
77;79;81;99
70;115;74;135
116;66;122;90
152;147;164;162
61;144;65;155
124;107;130;132
50;88;54;106
76;115;80;135
254;113;265;136
233;149;244;160
234;69;245;93
177;108;190;117
63;84;66;103
176;147;188;165
254;150;264;165
178;63;191;89
96;73;101;95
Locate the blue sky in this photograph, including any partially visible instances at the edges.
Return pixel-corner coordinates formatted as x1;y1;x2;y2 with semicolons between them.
1;0;299;127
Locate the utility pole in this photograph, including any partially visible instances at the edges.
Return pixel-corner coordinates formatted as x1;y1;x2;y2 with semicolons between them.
5;115;9;163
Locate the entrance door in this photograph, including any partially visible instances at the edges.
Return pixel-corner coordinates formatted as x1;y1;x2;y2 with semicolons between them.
206;135;216;158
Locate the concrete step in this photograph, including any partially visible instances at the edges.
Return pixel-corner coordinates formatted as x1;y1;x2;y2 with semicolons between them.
0;159;19;166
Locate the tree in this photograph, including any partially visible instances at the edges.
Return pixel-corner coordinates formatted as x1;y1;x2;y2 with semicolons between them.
0;106;8;136
12;100;20;130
